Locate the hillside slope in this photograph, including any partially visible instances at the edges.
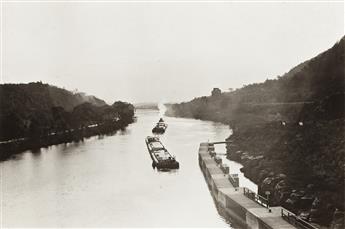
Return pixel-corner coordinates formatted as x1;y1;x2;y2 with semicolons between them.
166;37;344;227
0;82;132;141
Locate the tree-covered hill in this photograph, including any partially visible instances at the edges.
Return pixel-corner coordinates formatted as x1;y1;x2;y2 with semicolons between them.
0;82;134;142
166;36;344;227
0;82;106;113
166;36;344;126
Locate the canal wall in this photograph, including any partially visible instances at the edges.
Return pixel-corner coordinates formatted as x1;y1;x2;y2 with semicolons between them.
199;142;296;229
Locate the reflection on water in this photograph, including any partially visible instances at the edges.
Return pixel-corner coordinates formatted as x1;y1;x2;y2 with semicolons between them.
2;110;252;227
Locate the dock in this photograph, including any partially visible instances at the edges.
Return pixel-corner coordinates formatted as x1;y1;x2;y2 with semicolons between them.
199;142;298;229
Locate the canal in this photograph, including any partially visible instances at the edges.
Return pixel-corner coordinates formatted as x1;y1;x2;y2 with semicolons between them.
1;109;257;227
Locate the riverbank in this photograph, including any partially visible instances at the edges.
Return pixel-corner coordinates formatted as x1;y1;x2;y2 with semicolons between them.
1;83;137;161
165;113;344;228
0;118;134;161
226;119;344;228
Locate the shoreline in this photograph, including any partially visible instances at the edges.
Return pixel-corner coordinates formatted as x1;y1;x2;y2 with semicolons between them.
0;119;134;161
166;113;344;228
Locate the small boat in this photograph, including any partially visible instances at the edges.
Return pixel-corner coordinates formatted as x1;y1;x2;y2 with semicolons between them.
145;136;179;170
152;118;168;134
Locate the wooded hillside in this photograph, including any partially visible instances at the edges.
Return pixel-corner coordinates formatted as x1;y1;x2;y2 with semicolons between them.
166;37;344;227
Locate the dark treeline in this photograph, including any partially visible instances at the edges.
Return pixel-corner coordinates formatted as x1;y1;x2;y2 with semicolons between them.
0;82;135;160
166;37;344;228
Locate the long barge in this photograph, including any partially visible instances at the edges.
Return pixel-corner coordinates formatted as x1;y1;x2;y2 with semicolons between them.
145;136;179;170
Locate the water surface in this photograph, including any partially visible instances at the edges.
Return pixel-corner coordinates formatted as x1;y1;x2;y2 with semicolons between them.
1;110;256;227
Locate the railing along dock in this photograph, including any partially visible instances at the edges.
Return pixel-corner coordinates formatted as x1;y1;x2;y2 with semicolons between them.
243;187;269;208
281;208;319;229
228;174;239;188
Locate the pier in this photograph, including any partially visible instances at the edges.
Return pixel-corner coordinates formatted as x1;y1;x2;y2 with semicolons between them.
199;142;297;229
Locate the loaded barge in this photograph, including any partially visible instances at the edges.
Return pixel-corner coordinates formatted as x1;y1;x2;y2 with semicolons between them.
145;136;179;170
152;118;168;134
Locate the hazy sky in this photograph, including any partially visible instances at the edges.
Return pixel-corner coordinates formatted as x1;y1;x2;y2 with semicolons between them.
2;2;344;104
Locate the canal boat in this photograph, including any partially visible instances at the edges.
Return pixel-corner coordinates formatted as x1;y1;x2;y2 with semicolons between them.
145;136;179;169
152;118;168;134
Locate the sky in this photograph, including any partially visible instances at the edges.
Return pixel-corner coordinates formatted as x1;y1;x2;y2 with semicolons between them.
1;1;344;104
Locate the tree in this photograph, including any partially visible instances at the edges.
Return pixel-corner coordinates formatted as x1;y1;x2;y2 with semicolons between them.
211;88;221;97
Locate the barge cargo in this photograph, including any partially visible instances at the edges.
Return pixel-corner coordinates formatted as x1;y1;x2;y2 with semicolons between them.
145;136;179;170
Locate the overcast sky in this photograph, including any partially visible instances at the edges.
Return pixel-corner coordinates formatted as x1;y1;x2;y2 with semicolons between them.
2;2;344;104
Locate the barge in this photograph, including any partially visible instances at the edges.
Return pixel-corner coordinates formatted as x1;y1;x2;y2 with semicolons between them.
145;136;179;170
152;118;168;134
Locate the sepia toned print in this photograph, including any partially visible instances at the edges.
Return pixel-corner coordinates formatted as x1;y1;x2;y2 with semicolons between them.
0;1;344;228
